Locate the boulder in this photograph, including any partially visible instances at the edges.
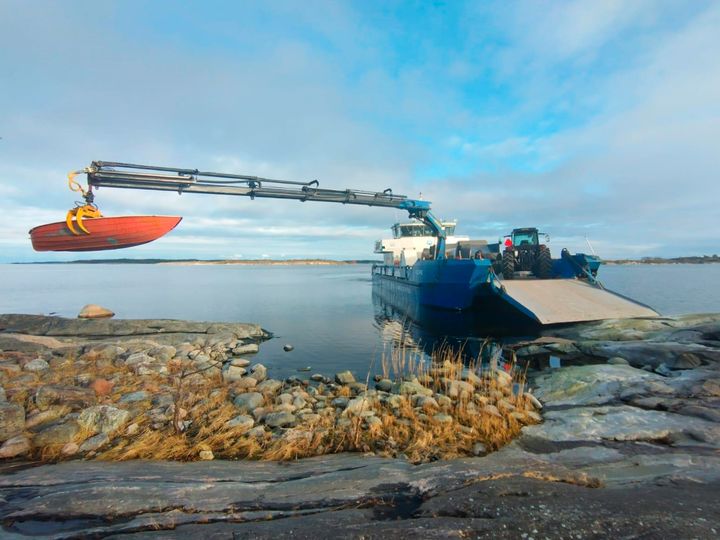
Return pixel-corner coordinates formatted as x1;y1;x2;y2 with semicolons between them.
247;426;266;438
494;370;513;386
33;420;80;447
230;358;251;368
136;362;169;376
234;377;258;390
79;433;109;453
348;382;368;394
335;371;356;385
0;403;25;442
446;380;474;398
395;381;433;397
332;397;349;408
0;435;30;458
256;379;282;394
225;415;255;431
414;396;439;410
199;449;214;460
147;345;177;362
61;442;79;456
78;405;130;435
532;365;660;407
292;396;307;410
249;364;268;383
472;442;487;456
436;394;453;408
80;344;125;363
125;352;154;367
482;405;502;418
78;304;115;319
233;344;259;355
23;358;49;372
375;379;393;392
343;397;373;416
264;411;297;428
25;407;66;429
90;378;114;397
233;392;264;413
695;379;720;397
222;365;247;382
119;391;151;403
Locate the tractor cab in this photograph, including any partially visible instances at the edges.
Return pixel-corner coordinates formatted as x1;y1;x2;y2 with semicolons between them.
499;227;553;280
505;228;543;248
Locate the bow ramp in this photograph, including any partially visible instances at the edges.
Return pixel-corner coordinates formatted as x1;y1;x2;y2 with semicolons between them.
499;279;658;325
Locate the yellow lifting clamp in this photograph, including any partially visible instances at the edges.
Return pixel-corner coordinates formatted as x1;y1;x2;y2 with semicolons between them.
66;170;103;235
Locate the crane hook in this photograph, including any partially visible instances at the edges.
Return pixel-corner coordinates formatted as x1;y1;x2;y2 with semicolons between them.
65;170;103;235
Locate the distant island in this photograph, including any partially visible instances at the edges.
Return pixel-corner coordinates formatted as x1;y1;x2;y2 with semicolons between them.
604;255;720;265
14;258;382;265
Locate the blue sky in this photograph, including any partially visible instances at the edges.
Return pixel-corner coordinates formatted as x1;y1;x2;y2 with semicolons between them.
1;0;718;261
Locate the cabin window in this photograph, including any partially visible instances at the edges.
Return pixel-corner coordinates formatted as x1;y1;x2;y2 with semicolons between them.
512;231;538;246
444;225;456;235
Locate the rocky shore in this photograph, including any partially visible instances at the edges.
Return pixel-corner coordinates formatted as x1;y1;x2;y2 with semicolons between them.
0;314;537;463
1;313;719;537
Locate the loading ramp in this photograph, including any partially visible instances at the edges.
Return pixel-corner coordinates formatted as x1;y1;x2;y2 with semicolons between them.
499;279;658;325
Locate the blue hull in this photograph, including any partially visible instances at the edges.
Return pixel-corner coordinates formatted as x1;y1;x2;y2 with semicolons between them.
370;252;625;331
372;259;495;311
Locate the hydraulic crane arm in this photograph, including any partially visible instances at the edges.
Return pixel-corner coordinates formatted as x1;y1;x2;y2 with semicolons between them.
77;161;447;258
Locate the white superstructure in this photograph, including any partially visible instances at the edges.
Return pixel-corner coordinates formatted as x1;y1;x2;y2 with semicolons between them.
374;220;469;266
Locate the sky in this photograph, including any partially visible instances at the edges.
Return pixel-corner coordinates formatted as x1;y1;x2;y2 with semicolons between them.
1;0;718;262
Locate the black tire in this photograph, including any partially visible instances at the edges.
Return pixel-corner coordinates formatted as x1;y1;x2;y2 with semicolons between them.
535;245;553;279
501;250;515;280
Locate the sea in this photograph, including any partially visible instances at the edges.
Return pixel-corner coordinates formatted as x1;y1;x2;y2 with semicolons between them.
1;263;719;379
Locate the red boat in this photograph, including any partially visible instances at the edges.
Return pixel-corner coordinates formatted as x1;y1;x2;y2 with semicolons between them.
30;216;182;252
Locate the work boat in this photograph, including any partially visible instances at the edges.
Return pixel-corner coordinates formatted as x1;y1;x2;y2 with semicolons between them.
372;221;658;328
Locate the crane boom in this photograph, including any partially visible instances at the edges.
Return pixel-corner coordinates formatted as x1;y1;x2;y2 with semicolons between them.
80;161;448;258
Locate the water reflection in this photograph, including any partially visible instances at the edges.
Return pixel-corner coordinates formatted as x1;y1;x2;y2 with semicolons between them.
372;292;506;366
371;292;580;376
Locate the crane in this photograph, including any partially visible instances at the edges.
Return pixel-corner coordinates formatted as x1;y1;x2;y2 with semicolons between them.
66;161;448;259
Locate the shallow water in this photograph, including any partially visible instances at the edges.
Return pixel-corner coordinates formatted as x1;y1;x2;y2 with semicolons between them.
0;262;718;378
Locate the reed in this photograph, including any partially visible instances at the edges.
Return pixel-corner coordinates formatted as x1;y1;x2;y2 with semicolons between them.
15;339;539;464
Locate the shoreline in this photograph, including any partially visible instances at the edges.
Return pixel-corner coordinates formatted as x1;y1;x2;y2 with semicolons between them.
1;312;719;537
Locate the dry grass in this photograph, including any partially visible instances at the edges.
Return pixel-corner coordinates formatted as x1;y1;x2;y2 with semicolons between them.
100;345;535;463
10;341;539;464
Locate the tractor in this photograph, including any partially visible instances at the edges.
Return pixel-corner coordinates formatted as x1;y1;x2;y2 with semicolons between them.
497;227;553;279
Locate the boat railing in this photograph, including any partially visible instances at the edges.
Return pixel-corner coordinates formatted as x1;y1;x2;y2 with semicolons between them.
372;263;413;280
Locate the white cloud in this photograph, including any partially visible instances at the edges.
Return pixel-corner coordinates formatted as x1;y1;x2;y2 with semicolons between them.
0;1;717;262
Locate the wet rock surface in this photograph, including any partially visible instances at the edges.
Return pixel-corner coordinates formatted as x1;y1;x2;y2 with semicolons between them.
1;313;719;537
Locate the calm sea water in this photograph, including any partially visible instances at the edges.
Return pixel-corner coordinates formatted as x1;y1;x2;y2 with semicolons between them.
0;263;718;378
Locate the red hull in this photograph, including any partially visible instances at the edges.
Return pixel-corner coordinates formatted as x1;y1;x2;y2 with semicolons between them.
30;216;182;252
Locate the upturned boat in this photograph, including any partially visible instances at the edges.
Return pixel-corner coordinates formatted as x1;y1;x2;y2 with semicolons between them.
30;215;182;252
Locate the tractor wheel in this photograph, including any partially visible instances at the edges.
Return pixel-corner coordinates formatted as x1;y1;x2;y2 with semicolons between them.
501;250;515;280
535;245;553;279
492;257;503;275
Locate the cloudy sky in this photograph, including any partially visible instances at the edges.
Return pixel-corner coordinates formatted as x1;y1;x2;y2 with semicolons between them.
1;0;718;262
